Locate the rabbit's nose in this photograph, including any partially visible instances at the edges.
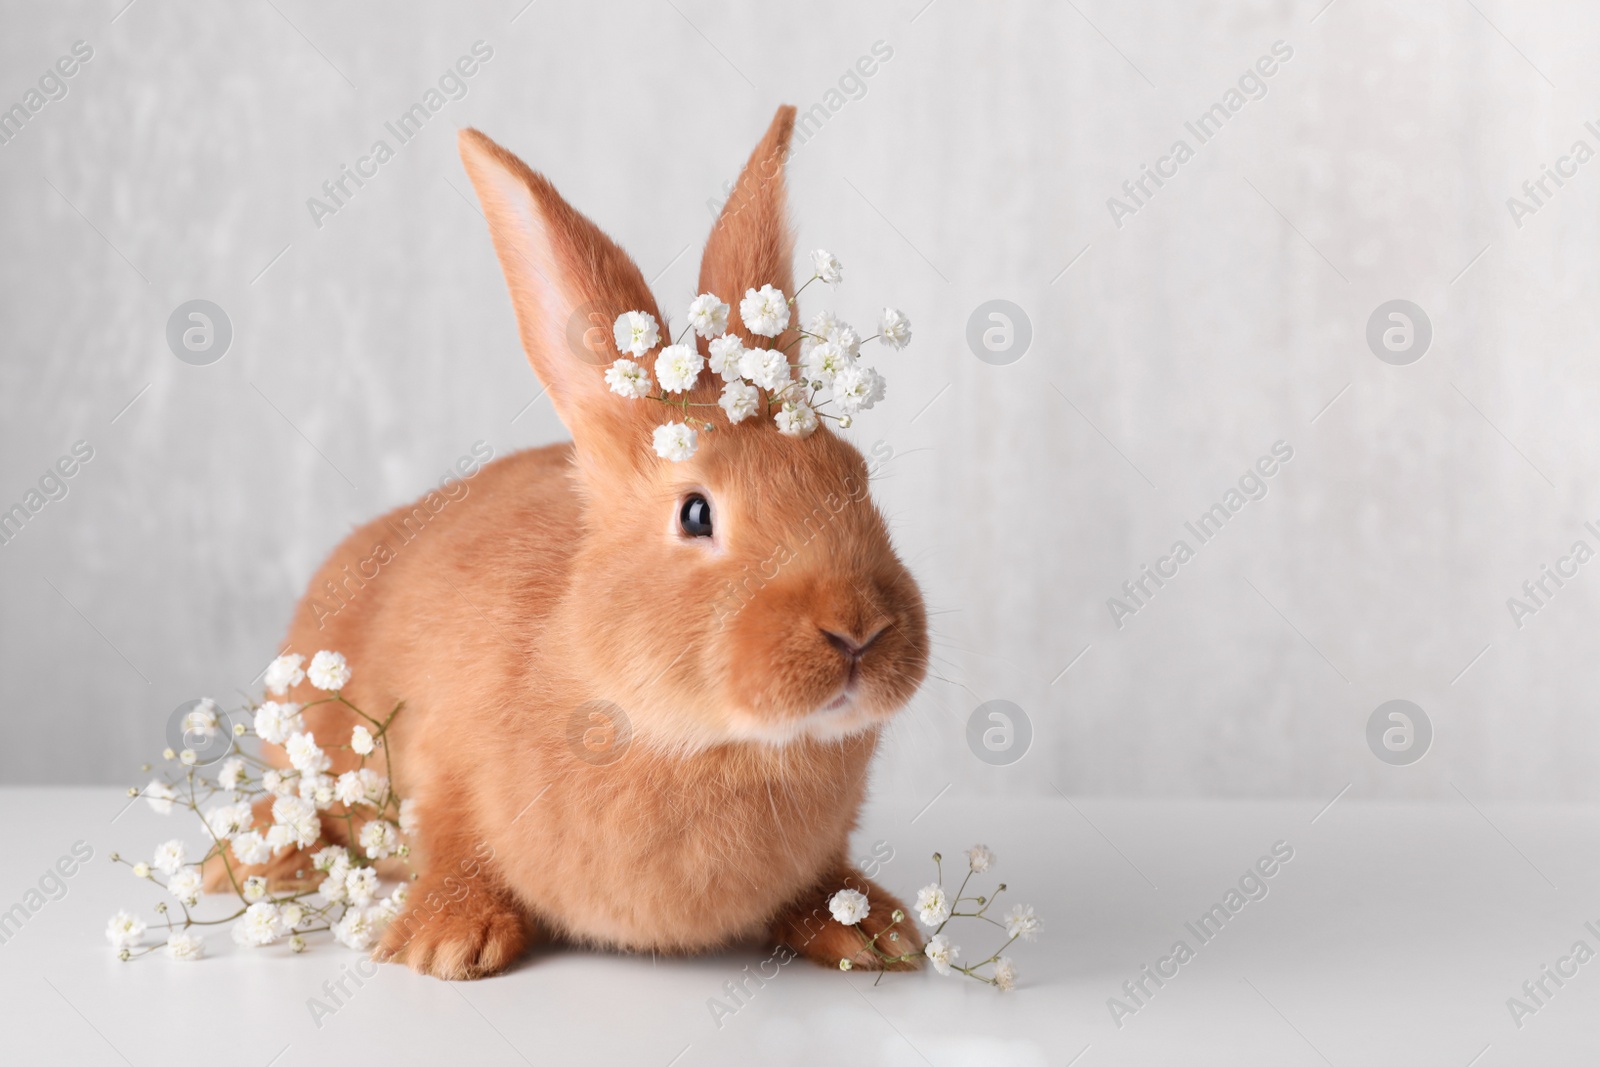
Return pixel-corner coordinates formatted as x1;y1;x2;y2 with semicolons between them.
821;625;887;660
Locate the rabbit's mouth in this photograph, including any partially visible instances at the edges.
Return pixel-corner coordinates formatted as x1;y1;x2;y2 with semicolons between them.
821;691;851;712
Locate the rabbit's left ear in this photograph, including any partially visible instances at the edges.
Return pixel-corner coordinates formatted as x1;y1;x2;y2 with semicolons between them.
458;128;661;467
698;106;798;351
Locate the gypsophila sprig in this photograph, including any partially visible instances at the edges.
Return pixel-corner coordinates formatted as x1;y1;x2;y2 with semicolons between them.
819;845;1037;991
105;650;415;963
604;251;913;460
914;845;1039;990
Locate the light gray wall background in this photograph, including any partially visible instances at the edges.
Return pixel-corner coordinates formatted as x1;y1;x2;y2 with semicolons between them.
2;0;1596;801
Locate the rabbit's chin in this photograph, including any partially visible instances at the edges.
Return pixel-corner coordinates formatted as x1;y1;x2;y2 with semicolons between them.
723;693;890;747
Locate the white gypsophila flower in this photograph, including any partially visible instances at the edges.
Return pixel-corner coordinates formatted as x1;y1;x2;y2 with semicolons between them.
740;347;791;392
349;725;374;756
284;732;330;775
831;323;862;358
811;248;844;286
915;883;951;927
179;749;198;767
333;907;379;951
800;341;852;387
368;903;394;935
231;831;273;866
307;650;351;692
1003;904;1042;942
313;844;350;873
242;875;269;903
718;381;760;424
263;653;305;696
993;956;1018;991
655;343;705;393
273;795;321;848
344;866;379;907
272;793;315;825
319;869;348;905
106;910;145;950
167;868;202;907
613;310;659;357
262;769;295;797
142;779;176;816
206;801;254;840
152;839;186;876
253;701;303;745
739;284;790;337
924;934;959;976
774;401;819;438
398;798;418;837
181;699;219;743
707;335;745;382
828;888;871;927
966;844;995;873
218;757;245;791
280;902;306;929
299;772;336;810
357;768;388;804
686;293;730;338
132;862;151;879
165;931;204;962
862;364;886;406
806;308;840;342
832;364;885;413
265;824;295;853
652;421;698;463
878;308;911;350
388;883;410;911
360;820;400;860
236;901;282;947
605;358;653;399
334;771;367;807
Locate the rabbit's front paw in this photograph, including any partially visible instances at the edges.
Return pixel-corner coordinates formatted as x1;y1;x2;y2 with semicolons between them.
772;875;924;972
376;880;533;980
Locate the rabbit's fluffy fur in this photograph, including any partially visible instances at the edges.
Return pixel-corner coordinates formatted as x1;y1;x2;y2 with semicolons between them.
210;107;929;979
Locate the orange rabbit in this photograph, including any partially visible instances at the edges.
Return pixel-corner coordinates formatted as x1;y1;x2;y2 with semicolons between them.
230;106;929;979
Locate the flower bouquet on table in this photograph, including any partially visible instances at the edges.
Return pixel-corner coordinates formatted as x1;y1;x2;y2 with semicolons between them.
826;844;1041;991
105;651;415;961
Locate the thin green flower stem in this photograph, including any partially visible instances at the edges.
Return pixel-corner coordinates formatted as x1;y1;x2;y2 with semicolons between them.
788;273;821;304
779;328;825;354
334;693;385;732
933;870;975;938
647;395;721;408
185;769;248;901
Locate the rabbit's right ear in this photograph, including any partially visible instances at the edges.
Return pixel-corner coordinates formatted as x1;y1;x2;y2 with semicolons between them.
458;128;661;466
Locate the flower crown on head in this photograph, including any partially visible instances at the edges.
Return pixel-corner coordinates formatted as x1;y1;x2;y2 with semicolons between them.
603;249;912;461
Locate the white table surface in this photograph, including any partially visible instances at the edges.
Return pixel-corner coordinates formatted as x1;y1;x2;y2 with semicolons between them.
1;788;1596;1065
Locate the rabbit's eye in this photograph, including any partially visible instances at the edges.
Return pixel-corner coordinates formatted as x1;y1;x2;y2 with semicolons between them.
679;494;713;538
